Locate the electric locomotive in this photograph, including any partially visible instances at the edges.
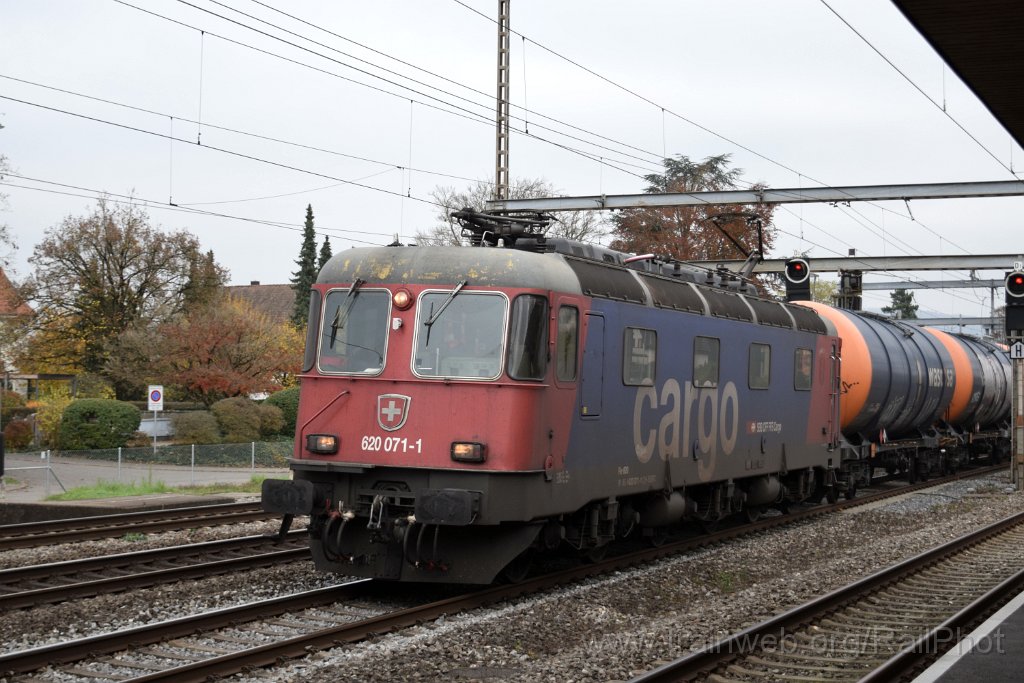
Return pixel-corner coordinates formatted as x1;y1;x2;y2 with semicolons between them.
263;216;862;584
263;214;1010;583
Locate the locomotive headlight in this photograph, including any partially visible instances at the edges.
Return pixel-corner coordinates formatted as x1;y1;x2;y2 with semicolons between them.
451;442;486;463
393;288;413;310
306;434;339;454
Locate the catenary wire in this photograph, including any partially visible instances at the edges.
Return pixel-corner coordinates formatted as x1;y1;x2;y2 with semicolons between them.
1;174;416;244
120;0;664;175
447;0;988;260
818;0;1019;178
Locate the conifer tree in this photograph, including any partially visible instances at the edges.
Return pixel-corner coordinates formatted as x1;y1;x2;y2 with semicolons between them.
291;204;318;327
317;235;333;271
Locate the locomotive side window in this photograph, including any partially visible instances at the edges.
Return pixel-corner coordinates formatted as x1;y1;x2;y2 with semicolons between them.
794;348;813;390
302;289;322;373
623;327;657;386
508;295;549;380
318;288;390;374
693;336;720;387
413;291;507;380
556;306;579;381
748;343;771;389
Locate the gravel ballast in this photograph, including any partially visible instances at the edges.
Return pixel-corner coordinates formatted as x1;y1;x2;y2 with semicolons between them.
3;474;1020;682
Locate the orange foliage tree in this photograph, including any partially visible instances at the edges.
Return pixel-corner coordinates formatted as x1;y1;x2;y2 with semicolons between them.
150;296;302;406
609;154;777;261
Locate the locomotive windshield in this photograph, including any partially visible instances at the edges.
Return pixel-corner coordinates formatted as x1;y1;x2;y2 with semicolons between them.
413;291;507;379
317;287;390;374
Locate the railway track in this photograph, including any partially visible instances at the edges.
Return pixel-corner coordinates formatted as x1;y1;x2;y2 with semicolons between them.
0;531;308;610
0;465;1006;682
631;509;1024;682
0;501;275;551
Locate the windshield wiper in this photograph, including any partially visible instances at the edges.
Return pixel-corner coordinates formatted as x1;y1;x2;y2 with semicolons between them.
329;278;365;349
423;280;467;346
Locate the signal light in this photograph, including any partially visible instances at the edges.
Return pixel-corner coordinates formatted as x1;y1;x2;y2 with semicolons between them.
783;258;811;302
1006;272;1024;298
1005;271;1024;337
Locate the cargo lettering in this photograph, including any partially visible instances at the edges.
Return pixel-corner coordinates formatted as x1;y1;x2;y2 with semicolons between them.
633;379;739;463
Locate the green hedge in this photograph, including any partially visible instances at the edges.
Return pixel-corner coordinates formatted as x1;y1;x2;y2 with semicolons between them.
264;387;299;436
59;399;142;450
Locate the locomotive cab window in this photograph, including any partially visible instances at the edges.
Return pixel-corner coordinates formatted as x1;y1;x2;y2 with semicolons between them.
556;306;579;382
508;295;549;380
413;290;507;380
693;336;720;387
748;343;771;389
794;348;813;390
624;327;656;386
318;287;390;375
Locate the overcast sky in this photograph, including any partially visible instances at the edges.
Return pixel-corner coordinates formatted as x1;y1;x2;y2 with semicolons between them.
2;0;1022;320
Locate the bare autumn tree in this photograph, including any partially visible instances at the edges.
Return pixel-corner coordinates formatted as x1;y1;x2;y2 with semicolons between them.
19;198;227;398
418;177;606;245
610;154;777;261
0;124;19;266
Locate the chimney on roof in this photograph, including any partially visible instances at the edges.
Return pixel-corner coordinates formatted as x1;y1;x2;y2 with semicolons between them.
250;280;260;286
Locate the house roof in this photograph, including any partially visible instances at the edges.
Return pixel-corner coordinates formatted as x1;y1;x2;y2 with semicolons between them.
225;282;295;326
0;269;33;317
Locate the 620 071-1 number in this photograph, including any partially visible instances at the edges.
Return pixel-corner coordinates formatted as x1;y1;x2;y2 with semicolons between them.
361;435;423;454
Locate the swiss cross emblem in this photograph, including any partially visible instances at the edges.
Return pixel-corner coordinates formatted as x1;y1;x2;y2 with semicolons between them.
377;394;411;431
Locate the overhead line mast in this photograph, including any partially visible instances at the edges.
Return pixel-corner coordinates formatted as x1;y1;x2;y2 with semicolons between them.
494;0;511;201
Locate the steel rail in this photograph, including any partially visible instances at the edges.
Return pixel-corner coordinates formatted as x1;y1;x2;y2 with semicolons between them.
629;509;1024;682
0;464;1006;680
0;581;375;675
0;533;308;610
0;501;274;550
860;567;1024;682
0;529;304;583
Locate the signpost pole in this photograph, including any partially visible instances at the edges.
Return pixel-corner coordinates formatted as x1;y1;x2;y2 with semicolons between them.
147;385;164;458
1010;343;1024;487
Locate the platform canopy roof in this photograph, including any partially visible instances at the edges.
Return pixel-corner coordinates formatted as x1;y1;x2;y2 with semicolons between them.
892;0;1024;149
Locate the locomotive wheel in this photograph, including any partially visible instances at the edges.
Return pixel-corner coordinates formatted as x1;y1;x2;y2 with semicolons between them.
646;527;670;547
826;487;839;505
499;549;534;584
745;505;763;523
699;518;721;534
583;544;609;563
844;486;857;501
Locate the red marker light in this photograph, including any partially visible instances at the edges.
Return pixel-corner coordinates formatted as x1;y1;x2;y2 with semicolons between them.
1006;272;1024;298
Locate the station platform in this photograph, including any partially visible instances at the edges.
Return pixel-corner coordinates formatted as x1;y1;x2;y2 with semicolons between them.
912;588;1024;682
0;493;246;524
